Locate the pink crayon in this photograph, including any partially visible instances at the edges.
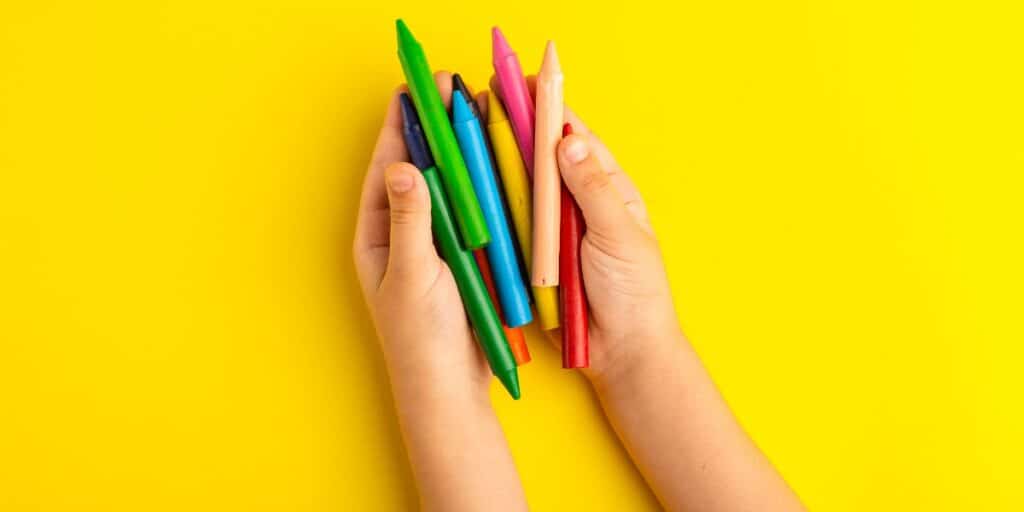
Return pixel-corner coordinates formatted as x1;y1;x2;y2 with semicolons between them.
492;27;536;175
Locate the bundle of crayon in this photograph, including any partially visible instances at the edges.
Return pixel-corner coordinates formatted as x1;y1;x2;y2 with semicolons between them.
395;19;591;399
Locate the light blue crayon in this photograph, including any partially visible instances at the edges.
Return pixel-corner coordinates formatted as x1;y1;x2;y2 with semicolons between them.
451;90;533;327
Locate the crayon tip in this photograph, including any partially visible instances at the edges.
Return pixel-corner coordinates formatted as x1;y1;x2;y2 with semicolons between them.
492;26;514;59
541;40;562;75
451;90;474;124
452;74;483;120
452;73;472;100
395;19;415;46
496;368;521;399
399;93;434;170
487;89;507;124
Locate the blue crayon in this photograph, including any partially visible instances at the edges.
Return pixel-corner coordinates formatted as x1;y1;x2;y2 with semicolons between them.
451;90;533;327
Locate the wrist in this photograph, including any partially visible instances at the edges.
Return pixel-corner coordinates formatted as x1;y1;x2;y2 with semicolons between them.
387;366;493;419
587;326;690;396
382;342;492;406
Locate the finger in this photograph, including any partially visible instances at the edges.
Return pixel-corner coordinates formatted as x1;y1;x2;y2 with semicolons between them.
558;134;643;247
354;72;453;291
359;86;408;217
488;74;503;104
435;70;453;108
359;72;451;228
476;91;489;118
382;162;439;281
488;75;500;101
354;88;408;288
563;113;650;231
580;132;650;231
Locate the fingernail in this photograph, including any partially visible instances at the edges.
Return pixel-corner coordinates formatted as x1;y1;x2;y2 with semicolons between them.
387;170;414;193
563;137;589;164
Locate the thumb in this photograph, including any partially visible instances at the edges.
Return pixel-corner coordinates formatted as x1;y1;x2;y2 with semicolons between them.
383;162;438;280
558;134;640;246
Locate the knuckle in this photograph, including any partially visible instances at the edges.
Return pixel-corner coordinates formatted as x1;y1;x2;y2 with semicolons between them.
581;166;612;193
388;205;426;226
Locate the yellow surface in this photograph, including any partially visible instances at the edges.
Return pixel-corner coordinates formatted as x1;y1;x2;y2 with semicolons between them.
2;2;1022;510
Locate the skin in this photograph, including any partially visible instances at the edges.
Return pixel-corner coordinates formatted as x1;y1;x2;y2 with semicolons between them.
353;71;805;512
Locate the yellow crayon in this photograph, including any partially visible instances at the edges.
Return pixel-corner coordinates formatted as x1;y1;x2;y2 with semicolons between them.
487;90;560;330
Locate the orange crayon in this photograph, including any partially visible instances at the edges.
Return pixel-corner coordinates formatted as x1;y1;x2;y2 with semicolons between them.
474;250;531;365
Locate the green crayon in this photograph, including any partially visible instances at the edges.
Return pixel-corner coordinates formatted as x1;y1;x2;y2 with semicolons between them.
396;19;490;249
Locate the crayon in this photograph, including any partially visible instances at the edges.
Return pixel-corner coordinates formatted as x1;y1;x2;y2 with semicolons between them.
491;27;536;174
473;250;531;365
452;75;516;273
396;19;489;249
451;90;533;327
487;91;561;330
532;41;563;287
560;123;589;368
399;93;520;399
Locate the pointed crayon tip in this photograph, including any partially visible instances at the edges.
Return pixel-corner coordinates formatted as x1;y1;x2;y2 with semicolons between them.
487;89;507;124
395;19;414;45
492;26;513;59
452;73;470;97
496;368;521;399
541;40;562;74
451;90;474;123
452;74;473;105
399;93;434;170
453;74;484;121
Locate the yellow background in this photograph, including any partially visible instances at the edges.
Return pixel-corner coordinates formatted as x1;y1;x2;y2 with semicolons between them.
2;1;1022;510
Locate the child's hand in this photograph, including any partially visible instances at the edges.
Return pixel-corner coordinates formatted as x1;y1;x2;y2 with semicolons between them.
353;76;528;511
353;77;491;403
481;73;682;385
554;112;805;512
555;112;682;386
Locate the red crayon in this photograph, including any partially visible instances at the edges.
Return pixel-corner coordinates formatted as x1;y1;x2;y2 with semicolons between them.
473;250;531;365
559;123;589;368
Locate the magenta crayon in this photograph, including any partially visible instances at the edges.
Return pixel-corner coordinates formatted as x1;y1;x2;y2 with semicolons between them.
492;27;536;175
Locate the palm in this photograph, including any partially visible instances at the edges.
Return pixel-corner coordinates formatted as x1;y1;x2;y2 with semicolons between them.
578;228;673;371
402;263;493;387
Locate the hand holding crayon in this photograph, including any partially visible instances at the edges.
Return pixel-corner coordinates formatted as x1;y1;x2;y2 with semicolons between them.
385;21;594;392
352;86;519;402
378;20;664;397
355;23;804;512
399;92;520;399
